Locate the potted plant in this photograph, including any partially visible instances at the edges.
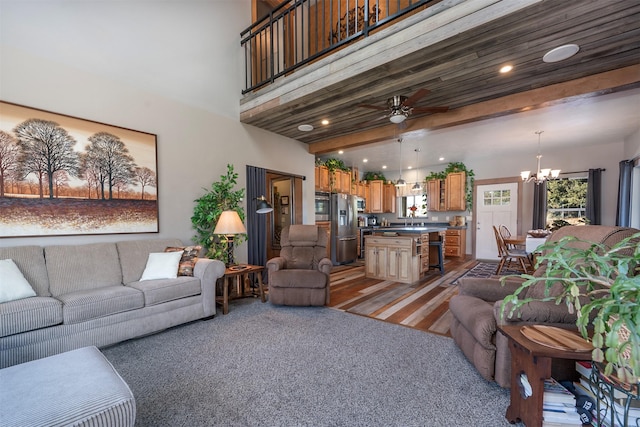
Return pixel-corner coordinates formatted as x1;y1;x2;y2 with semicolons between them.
501;232;640;384
191;164;246;261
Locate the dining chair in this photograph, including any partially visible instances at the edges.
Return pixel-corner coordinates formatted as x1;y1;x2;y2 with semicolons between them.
499;224;524;250
492;226;531;274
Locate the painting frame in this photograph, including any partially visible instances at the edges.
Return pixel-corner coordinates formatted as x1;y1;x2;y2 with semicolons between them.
0;101;159;238
280;195;289;205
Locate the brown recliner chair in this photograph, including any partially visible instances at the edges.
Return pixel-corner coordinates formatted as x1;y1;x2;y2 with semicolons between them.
266;224;332;306
449;225;639;388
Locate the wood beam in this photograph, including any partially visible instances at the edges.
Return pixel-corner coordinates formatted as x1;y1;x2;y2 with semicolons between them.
307;64;640;155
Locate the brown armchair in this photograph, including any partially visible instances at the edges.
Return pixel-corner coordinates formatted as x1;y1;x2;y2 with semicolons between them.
449;225;639;388
266;225;332;306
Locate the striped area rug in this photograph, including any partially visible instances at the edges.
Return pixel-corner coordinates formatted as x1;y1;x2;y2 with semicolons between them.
328;263;473;337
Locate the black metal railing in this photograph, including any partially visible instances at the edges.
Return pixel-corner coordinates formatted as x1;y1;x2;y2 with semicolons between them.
240;0;436;94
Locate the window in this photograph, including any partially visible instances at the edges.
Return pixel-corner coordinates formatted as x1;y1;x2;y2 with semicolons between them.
546;177;588;227
483;189;511;206
400;195;427;217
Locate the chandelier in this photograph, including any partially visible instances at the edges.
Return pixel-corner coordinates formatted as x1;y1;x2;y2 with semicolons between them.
520;131;560;184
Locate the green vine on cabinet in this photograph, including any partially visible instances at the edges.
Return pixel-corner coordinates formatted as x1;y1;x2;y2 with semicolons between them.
362;171;387;182
424;162;475;212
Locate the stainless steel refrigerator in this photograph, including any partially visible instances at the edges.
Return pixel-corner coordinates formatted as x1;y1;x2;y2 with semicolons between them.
330;193;358;265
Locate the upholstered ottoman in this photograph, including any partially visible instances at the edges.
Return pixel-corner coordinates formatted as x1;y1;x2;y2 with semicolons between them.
0;346;136;427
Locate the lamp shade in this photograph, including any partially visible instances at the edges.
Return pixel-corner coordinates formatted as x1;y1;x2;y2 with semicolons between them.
213;211;246;235
256;196;273;214
389;113;406;124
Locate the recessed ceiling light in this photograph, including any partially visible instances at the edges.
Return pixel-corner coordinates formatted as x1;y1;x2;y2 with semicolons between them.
338;150;344;154
543;44;579;63
499;64;513;73
382;165;387;169
408;166;413;170
298;124;314;132
439;157;445;161
363;158;368;163
321;119;329;125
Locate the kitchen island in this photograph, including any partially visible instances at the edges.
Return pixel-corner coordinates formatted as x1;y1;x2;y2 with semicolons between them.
364;227;447;284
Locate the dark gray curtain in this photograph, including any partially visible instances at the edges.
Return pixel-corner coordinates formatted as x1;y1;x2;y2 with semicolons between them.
246;166;268;281
532;180;547;229
616;160;634;227
586;168;602;225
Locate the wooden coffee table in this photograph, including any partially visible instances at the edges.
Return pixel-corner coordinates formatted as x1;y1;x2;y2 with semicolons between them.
217;264;266;315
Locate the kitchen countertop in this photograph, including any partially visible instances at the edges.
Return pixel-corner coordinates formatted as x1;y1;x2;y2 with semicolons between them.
359;223;466;231
368;226;448;234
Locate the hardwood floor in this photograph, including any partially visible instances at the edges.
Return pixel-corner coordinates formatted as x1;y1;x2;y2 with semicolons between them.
328;256;477;337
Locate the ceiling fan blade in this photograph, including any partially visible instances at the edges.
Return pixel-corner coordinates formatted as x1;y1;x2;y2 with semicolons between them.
403;88;430;107
358;104;387;111
411;106;450;114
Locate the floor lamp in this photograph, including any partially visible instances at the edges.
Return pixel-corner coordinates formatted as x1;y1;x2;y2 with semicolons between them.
213;210;246;266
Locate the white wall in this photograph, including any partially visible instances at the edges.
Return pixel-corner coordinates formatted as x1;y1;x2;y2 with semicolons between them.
0;1;315;263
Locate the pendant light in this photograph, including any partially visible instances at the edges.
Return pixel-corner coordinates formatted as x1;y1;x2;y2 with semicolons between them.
520;131;561;184
412;148;422;193
395;138;406;187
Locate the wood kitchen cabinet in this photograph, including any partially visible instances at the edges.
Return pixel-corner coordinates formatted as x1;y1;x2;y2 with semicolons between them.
426;171;466;211
426;179;444;211
315;166;330;192
368;180;384;213
444;228;466;258
383;183;396;213
445;171;466;211
365;236;418;284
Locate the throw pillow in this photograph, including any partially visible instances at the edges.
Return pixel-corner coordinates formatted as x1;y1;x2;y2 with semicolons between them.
165;246;202;276
0;259;37;303
139;251;183;281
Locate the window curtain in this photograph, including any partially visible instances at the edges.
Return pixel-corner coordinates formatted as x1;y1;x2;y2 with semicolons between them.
246;165;269;282
616;160;634;227
532;180;547;230
586;168;603;225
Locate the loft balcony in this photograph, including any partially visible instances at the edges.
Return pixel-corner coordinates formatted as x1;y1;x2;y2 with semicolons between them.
239;0;640;155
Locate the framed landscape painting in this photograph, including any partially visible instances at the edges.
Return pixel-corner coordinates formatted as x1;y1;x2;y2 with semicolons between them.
0;101;159;237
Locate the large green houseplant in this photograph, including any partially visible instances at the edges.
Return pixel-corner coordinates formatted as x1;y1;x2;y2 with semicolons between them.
191;164;246;261
501;232;640;384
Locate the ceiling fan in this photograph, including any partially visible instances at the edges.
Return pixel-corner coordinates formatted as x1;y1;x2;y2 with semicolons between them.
358;88;449;127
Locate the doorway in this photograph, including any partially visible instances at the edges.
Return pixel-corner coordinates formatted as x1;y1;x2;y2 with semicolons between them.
474;180;521;261
266;172;303;261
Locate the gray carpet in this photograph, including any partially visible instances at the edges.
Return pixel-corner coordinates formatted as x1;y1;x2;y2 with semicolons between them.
102;299;518;427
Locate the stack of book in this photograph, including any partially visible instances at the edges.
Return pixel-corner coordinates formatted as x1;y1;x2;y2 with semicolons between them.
543;377;583;427
574;360;640;426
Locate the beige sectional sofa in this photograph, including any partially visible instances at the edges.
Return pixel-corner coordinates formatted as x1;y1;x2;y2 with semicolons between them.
0;238;225;368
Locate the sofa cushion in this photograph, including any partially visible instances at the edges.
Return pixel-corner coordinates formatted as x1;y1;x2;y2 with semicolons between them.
165;246;202;276
45;243;123;297
0;246;50;296
0;259;37;303
448;294;496;349
526;225;639;299
139;252;183;281
57;286;144;324
127;276;202;306
269;270;327;289
116;239;183;284
0;297;63;338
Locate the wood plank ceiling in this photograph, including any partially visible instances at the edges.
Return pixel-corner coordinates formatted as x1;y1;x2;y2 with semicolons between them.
239;0;640;155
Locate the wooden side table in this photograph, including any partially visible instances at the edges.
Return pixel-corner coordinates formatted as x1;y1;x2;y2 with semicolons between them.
217;265;266;315
498;324;592;427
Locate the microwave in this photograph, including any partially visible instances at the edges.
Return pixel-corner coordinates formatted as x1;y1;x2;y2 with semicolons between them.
356;197;365;213
315;193;330;221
